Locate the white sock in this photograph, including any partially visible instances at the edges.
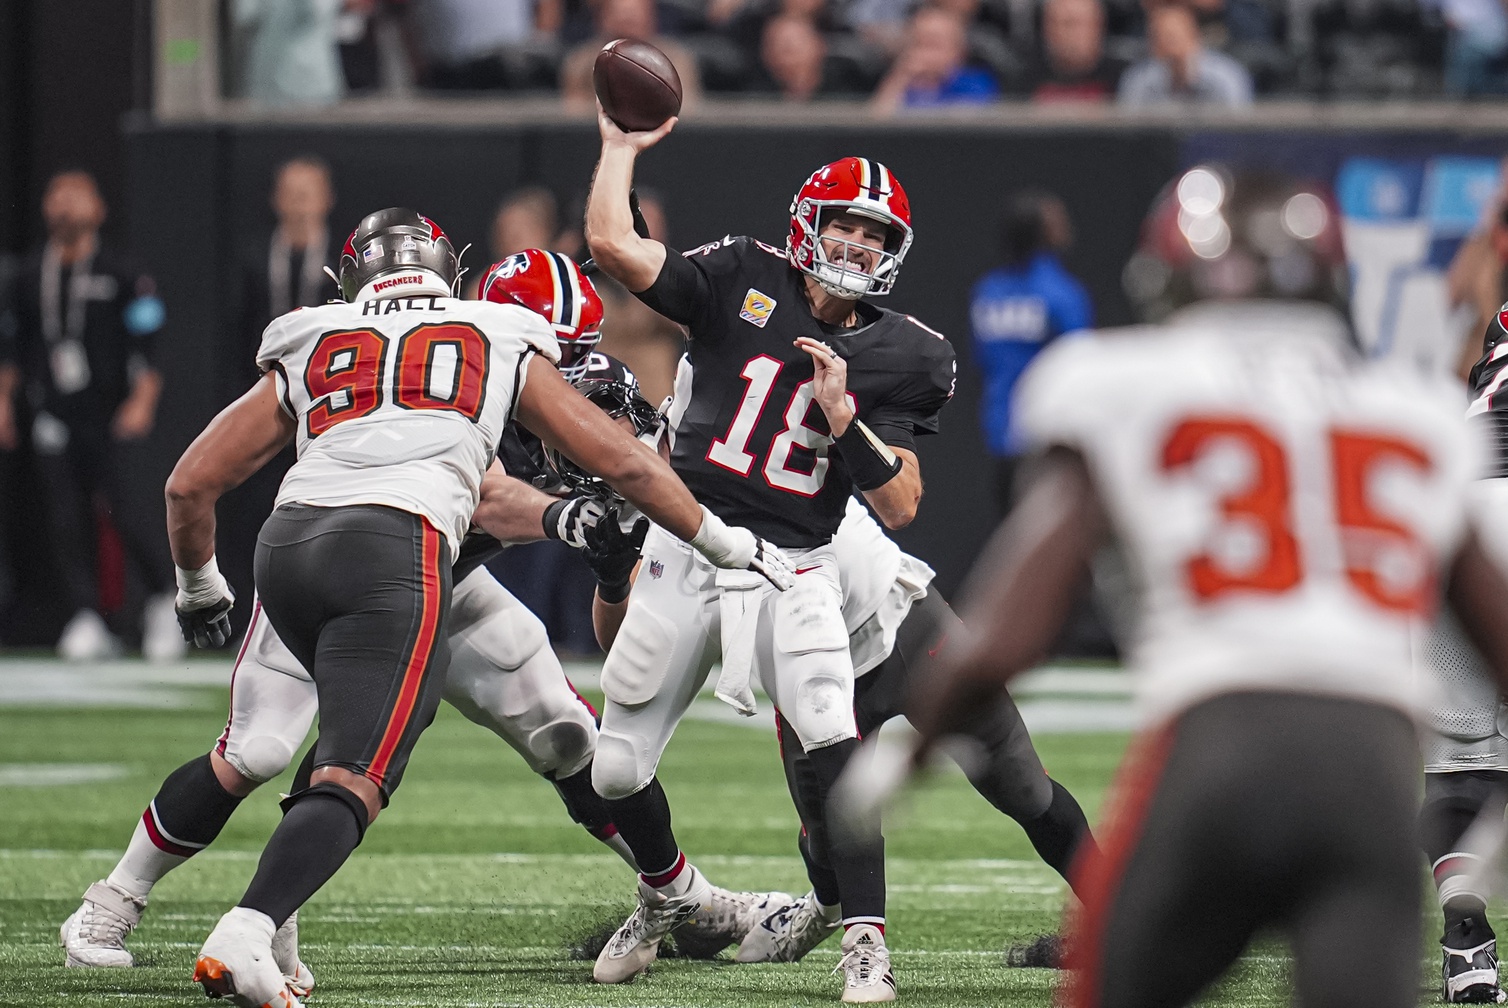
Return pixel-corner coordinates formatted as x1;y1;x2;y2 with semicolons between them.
814;897;841;923
106;818;188;900
599;830;640;873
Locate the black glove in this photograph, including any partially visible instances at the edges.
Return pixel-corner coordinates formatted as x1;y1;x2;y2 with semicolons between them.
582;507;650;603
176;595;235;649
543;496;605;548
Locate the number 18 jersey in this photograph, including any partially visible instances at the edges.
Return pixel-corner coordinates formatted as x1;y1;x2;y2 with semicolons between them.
1018;302;1481;727
256;294;560;553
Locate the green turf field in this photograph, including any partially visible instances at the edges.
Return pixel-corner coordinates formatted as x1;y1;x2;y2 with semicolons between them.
0;659;1441;1007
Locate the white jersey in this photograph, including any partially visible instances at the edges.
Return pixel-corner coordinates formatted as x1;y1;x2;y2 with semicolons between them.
257;294;559;553
1017;301;1480;727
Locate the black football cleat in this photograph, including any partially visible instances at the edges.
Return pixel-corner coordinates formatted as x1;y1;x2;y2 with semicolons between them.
1443;916;1507;1004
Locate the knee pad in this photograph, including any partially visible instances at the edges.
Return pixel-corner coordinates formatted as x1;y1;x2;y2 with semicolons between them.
228;735;299;785
792;673;857;750
524;709;597;779
592;731;655;800
279;781;370;840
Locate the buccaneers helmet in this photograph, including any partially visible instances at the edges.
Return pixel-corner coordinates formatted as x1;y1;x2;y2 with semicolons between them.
788;157;913;299
480;249;605;380
338;208;459;302
541;376;663;501
1123;165;1349;322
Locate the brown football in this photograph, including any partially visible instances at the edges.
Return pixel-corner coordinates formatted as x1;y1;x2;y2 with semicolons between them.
593;38;683;133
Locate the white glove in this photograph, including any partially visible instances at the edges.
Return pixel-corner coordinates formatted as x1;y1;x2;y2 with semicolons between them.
688;505;795;591
175;556;236;648
542;496;607;549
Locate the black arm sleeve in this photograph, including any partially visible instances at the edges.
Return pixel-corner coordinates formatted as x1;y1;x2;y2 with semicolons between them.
632;248;715;329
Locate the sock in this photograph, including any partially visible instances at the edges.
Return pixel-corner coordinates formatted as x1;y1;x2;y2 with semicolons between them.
798;827;842;908
107;754;243;900
601;776;681;880
594;825;640;872
807;739;886;923
641;850;691;894
1016;779;1099;898
239;790;365;928
843;918;885;936
549;763;638;870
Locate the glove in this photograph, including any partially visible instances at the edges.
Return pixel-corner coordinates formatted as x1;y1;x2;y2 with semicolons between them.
582;506;650;603
175;557;236;648
687;505;795;591
542;496;606;549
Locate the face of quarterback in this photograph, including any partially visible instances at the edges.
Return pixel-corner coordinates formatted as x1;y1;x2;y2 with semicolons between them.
818;212;890;278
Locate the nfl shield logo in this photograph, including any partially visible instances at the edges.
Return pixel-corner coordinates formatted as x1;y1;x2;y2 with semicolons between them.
648;560;665;579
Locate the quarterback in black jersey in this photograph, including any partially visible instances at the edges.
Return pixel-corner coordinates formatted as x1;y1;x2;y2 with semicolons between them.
582;109;953;1002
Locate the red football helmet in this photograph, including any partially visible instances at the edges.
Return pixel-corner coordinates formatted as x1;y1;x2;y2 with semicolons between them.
788;157;913;299
480;249;604;379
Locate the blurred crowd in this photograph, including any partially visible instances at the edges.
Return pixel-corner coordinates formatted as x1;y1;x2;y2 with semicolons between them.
226;0;1502;111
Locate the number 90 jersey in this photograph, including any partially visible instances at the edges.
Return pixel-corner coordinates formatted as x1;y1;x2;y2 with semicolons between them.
1017;303;1482;727
256;295;560;553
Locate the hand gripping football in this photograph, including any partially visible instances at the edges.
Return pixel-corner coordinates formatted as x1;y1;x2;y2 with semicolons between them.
593;38;683;133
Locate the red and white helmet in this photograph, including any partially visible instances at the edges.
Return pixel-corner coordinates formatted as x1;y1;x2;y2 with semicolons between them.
788;157;913;299
480;249;604;380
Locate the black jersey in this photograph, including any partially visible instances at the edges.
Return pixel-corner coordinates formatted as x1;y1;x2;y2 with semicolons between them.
452;351;639;579
637;236;955;549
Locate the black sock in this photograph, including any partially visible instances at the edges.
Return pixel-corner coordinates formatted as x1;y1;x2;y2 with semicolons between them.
1017;779;1098;897
799;827;842;907
151;754;243;847
551;762;616;837
602;776;679;875
240;789;366;928
1444;896;1495;942
807;739;885;921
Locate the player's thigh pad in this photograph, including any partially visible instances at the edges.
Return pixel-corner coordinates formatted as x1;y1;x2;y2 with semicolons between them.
1423;612;1508;771
442;567;597;777
216;598;318;784
599;527;711;707
766;554;856;750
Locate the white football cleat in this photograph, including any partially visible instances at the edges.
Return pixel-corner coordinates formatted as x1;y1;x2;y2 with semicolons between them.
594;865;712;983
836;924;896;1003
142;592;187;662
58;608;120;662
193;907;304;1008
675;887;795;958
736;890;840;963
271;911;315;997
60;880;146;967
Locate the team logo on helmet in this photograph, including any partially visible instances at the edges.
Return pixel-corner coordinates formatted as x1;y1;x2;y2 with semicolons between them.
787;157;913;299
481;249;604;380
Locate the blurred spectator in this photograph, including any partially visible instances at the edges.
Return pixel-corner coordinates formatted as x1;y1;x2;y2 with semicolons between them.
420;0;563;90
464;187;563;298
592;188;683;403
847;0;913;54
232;0;348;106
0;171;177;660
338;0;427;93
968;189;1091;514
560;0;703;111
219;157;341;638
752;15;841;98
1433;0;1508;95
1014;0;1127;101
871;5;1000;112
1117;3;1253;106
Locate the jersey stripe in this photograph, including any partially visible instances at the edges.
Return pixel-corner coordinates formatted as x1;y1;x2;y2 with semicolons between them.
366;520;444;788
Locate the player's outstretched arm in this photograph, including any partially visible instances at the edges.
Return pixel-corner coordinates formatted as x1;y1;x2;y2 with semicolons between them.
470;461;603;546
907;447;1104;758
516;356;794;588
165;372;295;571
584;109;673;292
1446;525;1508;695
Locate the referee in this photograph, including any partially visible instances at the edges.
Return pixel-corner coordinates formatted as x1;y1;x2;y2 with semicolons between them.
0;170;178;660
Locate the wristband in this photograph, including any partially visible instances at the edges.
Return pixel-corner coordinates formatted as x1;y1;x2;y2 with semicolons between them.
596;578;632;605
542;498;570;541
834;420;903;491
175;555;229;607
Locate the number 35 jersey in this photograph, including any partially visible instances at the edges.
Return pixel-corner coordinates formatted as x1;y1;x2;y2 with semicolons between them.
256;294;560;553
1018;302;1482;727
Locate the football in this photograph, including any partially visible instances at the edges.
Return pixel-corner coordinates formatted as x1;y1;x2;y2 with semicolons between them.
592;38;682;133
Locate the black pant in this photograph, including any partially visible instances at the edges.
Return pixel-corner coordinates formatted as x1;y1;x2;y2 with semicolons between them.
254;503;453;799
34;425;171;614
1066;691;1421;1008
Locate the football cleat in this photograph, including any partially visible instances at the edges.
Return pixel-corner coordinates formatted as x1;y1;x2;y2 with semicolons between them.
193;907;304;1008
271;911;315;998
594;865;712;983
736;890;840;963
60;880;146;968
835;924;896;1003
675;887;795;959
1443;918;1507;1004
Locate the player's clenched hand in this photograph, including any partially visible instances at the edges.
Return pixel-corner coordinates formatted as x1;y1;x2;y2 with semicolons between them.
597;105;678;153
174;557;236;648
795;337;855;437
582;506;649;597
543;496;606;549
688;505;795;590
